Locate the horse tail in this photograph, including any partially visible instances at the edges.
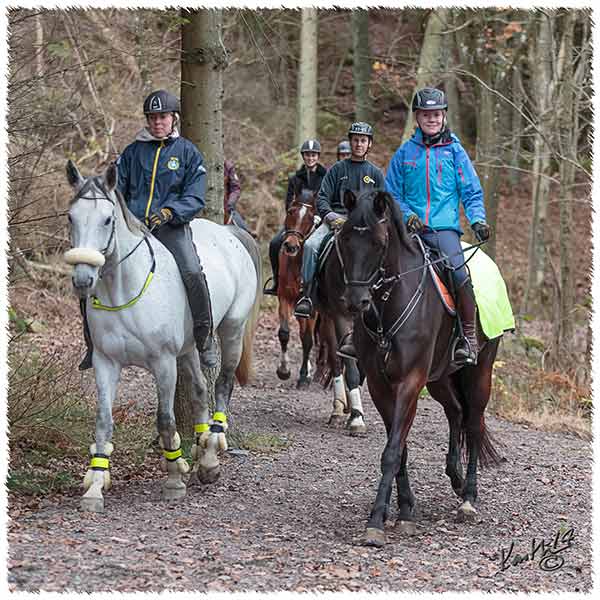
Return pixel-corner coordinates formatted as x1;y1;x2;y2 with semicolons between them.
457;374;502;468
232;229;263;386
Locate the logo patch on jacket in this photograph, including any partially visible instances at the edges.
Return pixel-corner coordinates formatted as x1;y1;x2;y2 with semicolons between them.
363;175;375;184
167;157;180;170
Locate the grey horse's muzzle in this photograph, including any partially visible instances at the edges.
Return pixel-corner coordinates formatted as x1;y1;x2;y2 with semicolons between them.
64;248;105;297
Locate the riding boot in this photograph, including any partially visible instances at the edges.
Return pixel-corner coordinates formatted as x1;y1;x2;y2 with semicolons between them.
263;236;280;296
189;269;219;369
337;330;357;360
78;298;93;371
454;279;478;366
294;279;316;319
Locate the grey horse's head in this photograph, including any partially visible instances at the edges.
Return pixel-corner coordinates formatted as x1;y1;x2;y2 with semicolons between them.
64;160;118;298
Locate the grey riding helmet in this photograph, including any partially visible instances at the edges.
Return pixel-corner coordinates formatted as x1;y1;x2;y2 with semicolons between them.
143;90;181;114
348;122;373;138
411;87;448;112
300;139;321;154
337;140;351;154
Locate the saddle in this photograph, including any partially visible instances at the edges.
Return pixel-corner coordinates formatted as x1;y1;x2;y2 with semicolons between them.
316;230;336;274
412;235;458;316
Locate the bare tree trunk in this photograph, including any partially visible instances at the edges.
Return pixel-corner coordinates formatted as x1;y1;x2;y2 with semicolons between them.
351;9;371;122
180;8;227;223
523;12;554;313
177;8;228;432
402;9;449;142
296;8;318;164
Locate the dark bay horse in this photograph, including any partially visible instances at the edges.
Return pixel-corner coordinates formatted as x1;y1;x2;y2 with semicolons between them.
336;188;501;546
275;185;318;388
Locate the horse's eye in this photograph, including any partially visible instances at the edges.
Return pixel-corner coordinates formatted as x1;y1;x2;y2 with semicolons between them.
104;216;112;226
67;214;72;223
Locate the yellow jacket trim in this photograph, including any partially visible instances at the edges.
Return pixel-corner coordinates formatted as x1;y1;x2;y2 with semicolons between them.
145;141;164;221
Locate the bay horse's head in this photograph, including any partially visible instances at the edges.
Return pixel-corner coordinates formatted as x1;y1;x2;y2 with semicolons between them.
336;188;393;315
282;185;317;257
63;160;119;298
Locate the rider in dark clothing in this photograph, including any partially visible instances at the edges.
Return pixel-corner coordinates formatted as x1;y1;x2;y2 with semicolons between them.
294;122;385;319
78;89;218;371
263;139;327;296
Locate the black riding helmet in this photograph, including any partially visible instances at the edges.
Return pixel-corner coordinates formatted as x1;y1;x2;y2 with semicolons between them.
143;90;181;114
348;122;374;138
412;87;448;112
300;139;321;154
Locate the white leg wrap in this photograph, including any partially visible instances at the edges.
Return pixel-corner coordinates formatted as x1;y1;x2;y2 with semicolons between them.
347;388;366;432
83;442;114;492
333;375;347;415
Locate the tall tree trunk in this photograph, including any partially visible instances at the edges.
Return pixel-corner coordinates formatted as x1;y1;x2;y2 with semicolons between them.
351;9;371;123
296;8;318;165
177;8;228;432
402;9;449;142
180;8;227;223
523;11;554;313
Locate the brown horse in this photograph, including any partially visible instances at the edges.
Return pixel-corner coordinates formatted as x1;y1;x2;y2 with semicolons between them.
336;188;501;547
275;184;318;388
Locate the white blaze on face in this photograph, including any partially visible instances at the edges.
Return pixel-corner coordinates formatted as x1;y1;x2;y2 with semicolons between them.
298;205;307;223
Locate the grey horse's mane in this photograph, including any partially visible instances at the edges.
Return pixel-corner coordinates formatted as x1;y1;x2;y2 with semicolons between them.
114;188;148;237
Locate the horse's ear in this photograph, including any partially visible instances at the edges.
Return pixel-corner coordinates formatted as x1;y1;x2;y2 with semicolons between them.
66;160;84;189
373;190;389;217
343;189;357;212
105;161;118;191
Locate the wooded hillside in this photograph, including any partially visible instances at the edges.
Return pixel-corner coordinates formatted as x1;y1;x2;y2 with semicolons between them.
6;8;593;432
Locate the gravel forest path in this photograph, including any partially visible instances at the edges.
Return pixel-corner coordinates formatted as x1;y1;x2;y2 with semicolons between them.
7;310;593;593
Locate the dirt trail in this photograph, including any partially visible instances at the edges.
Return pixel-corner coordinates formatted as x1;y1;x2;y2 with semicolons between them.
7;310;592;593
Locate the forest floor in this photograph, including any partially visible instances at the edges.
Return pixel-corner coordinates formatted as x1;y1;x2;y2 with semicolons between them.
6;303;593;594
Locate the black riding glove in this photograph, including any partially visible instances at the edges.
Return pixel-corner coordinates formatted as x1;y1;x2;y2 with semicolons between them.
471;221;491;242
406;214;424;234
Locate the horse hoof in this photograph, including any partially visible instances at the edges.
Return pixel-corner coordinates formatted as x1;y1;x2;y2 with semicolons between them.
456;500;477;522
296;377;312;389
162;484;187;501
364;527;386;547
396;520;417;536
276;368;291;381
197;467;221;484
81;497;104;513
328;415;345;428
347;421;367;436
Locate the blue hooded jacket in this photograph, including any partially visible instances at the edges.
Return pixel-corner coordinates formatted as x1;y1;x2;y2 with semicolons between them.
385;128;486;234
117;135;206;226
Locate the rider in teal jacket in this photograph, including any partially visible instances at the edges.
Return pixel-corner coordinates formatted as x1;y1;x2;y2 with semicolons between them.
384;87;491;366
385;128;486;233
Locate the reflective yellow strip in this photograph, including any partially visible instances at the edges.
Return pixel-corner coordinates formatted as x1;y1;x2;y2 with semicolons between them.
90;457;109;470
145;141;164;221
163;448;182;461
195;423;209;433
91;271;154;311
212;412;227;423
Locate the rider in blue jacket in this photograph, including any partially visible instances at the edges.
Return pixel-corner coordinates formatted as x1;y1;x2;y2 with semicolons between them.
385;87;491;365
78;89;218;370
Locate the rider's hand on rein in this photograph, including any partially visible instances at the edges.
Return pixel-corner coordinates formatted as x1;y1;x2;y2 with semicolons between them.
148;207;173;229
471;221;491;242
406;214;424;234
